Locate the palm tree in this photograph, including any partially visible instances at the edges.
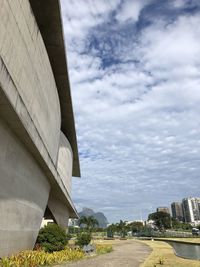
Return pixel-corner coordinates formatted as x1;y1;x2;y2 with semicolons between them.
78;216;99;232
117;220;127;237
107;223;116;238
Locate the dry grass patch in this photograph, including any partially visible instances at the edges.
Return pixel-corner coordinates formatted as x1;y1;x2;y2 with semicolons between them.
140;240;200;267
93;239;121;246
156;238;200;244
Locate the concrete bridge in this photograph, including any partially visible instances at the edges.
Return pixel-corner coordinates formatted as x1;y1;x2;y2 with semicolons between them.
0;0;80;257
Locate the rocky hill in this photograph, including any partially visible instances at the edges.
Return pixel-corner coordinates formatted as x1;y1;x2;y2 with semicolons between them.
78;207;108;228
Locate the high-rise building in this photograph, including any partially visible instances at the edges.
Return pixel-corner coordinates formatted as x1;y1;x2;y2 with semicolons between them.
182;198;200;223
171;202;184;221
156;207;170;214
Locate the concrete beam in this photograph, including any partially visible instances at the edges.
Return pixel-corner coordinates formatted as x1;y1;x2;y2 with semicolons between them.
29;0;81;177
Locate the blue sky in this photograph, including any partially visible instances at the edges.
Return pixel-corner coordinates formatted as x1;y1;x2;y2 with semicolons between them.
61;0;200;223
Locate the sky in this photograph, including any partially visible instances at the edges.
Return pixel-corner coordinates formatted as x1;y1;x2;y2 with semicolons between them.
60;0;200;223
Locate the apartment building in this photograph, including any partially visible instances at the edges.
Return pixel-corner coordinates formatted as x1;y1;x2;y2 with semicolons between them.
182;198;200;223
171;202;184;222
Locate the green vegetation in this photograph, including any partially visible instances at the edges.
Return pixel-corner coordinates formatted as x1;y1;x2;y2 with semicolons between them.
0;219;114;267
69;215;196;239
106;220;127;238
148;211;171;230
96;244;113;254
75;215;99;247
76;232;92;247
0;241;113;267
128;221;144;233
171;219;192;231
107;220;144;237
0;248;85;267
36;223;68;252
78;215;99;232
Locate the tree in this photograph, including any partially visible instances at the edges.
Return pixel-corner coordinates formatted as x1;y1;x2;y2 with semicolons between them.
106;220;144;237
76;232;92;247
181;222;192;230
78;216;99;232
37;223;68;252
148;211;171;230
107;223;118;238
127;221;144;233
171;218;183;229
117;220;127;237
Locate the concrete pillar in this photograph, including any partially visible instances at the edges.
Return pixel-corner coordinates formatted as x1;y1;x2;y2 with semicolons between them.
47;191;70;228
0;118;50;257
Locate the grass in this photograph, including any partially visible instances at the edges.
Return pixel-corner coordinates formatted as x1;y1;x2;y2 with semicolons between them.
0;240;113;267
93;239;117;245
155;237;200;244
140;240;200;267
95;244;113;254
0;248;85;267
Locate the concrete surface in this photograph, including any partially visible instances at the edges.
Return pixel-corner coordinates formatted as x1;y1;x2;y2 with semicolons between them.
0;0;80;256
57;132;73;195
0;0;61;164
0;117;50;257
30;0;80;176
58;240;151;267
47;191;70;228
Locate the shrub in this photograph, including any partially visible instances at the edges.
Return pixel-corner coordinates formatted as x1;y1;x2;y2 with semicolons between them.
96;244;113;254
66;233;72;240
37;223;68;252
0;248;84;267
76;232;92;247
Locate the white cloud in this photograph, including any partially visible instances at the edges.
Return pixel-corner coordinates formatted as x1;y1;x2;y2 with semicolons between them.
139;16;200;70
173;0;186;8
61;0;120;41
61;1;200;222
172;0;200;9
116;0;152;23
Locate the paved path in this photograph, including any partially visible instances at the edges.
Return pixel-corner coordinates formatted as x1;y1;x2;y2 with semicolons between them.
57;240;151;267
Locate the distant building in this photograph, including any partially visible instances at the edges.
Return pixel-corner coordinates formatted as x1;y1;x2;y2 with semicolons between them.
182;198;200;223
145;219;158;230
171;202;184;222
68;218;79;227
126;220;145;226
156;207;170;214
40;219;54;228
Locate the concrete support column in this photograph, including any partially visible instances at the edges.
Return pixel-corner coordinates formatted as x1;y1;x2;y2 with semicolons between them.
47;192;70;228
0;118;50;257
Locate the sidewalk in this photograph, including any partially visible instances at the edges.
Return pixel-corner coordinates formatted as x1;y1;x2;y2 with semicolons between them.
57;240;151;267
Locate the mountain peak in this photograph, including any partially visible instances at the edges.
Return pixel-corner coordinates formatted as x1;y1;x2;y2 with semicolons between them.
78;207;109;228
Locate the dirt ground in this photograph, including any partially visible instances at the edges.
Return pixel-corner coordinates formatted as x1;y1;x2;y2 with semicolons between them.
57;240;151;267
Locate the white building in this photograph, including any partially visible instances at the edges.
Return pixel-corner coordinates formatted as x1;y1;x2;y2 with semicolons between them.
182;197;200;223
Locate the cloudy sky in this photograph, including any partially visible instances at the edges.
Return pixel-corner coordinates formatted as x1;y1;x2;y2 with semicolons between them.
61;0;200;223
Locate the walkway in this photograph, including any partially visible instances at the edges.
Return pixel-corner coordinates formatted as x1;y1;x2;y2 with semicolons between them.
58;240;151;267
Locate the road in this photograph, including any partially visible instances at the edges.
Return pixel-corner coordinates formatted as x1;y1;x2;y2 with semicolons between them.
57;240;151;267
